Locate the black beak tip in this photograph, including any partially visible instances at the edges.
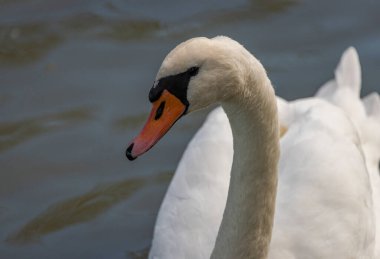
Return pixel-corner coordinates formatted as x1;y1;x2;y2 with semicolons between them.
126;143;136;161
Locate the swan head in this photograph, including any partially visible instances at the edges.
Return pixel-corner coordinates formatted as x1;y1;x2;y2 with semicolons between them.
126;36;249;160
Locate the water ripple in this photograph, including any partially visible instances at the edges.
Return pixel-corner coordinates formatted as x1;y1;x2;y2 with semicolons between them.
0;107;93;153
6;170;173;244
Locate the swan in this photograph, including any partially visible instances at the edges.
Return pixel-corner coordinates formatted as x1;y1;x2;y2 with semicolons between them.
126;36;378;258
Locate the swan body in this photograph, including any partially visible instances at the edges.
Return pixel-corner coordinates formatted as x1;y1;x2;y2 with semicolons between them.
316;48;380;258
269;98;374;258
126;37;379;258
149;106;232;258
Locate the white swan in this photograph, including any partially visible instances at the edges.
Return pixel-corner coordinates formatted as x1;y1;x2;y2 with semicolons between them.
126;37;379;258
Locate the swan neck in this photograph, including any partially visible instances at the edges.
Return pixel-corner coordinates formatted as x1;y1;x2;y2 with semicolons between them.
211;72;280;259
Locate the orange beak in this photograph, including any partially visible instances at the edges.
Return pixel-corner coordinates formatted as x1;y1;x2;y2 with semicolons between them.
126;89;187;160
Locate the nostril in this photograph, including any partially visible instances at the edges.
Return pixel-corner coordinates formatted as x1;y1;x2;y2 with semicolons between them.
126;143;136;161
155;101;165;120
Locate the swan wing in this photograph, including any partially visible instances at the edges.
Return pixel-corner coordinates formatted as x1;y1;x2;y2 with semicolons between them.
269;99;375;258
317;47;380;258
362;92;380;258
316;47;366;125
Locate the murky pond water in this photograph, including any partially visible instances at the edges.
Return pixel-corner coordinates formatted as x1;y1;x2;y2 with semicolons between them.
0;0;379;258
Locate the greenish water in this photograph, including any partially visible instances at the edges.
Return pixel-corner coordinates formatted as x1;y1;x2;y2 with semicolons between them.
0;0;379;258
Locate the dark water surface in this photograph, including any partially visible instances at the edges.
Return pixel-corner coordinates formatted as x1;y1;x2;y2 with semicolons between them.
1;0;379;258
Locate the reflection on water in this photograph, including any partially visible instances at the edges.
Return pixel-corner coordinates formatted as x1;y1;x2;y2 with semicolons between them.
128;247;150;259
113;113;149;131
0;23;62;65
7;171;172;245
210;0;299;23
0;0;296;65
251;0;298;12
97;19;160;42
0;108;93;153
61;14;161;42
7;178;145;244
0;12;160;65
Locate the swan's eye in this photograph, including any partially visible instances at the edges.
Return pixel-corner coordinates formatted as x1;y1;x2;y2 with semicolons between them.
188;66;199;77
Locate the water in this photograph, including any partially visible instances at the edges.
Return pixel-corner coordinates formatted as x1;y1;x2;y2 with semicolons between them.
0;0;379;258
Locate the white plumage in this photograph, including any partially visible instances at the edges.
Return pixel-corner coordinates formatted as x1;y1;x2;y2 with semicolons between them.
148;42;380;259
